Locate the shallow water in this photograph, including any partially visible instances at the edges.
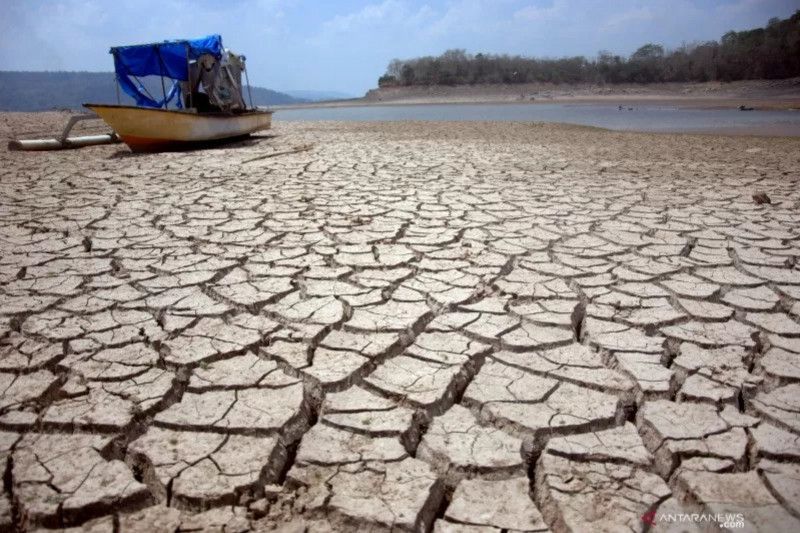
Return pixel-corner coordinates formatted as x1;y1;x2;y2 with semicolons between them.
275;103;800;136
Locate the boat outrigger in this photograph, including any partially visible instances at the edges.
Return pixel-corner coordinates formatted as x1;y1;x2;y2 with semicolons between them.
9;34;272;152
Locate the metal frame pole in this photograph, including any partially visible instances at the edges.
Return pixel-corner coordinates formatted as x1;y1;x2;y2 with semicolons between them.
186;43;193;110
244;57;254;109
159;75;168;109
157;46;168;109
112;52;121;104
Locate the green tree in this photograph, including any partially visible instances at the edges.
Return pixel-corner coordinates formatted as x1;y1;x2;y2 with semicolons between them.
377;10;800;87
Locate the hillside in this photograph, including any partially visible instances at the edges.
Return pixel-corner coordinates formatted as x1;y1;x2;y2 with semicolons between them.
284;90;356;102
0;71;305;111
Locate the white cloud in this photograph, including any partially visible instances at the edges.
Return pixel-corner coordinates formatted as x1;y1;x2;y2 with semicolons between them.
323;0;406;33
513;0;567;22
310;0;437;48
604;6;655;28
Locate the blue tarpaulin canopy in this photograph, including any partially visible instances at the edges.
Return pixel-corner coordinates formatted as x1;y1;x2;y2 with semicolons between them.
111;35;223;108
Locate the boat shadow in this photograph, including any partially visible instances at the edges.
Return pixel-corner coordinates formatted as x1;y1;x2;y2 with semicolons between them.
107;133;277;158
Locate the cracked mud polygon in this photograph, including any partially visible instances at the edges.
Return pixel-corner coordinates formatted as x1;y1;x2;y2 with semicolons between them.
1;114;800;532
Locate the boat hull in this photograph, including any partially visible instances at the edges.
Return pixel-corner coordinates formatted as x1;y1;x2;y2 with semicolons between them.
84;104;272;152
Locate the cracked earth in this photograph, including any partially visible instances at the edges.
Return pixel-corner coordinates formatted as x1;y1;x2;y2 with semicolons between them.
1;112;800;532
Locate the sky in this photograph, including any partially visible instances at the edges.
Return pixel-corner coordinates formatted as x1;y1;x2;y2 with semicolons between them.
1;0;798;96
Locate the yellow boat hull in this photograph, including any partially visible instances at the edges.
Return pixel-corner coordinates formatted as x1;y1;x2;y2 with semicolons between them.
84;104;272;152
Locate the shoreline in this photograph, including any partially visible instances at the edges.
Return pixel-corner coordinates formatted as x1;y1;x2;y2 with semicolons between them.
274;95;800;112
270;119;800;138
288;116;800;138
269;101;800;138
4;111;800;142
275;78;800;111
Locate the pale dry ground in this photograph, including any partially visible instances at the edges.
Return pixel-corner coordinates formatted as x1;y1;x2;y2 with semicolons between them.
1;112;800;532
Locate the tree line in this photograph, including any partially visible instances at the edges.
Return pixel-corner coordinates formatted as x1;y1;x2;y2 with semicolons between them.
379;10;800;87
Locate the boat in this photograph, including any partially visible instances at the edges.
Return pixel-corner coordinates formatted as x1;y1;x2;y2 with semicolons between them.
85;105;271;152
86;34;272;152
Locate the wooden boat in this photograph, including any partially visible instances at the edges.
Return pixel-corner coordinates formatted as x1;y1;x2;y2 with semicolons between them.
85;104;272;152
82;34;273;152
10;35;272;153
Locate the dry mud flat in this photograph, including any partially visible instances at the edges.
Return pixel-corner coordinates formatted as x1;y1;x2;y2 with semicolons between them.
1;113;800;532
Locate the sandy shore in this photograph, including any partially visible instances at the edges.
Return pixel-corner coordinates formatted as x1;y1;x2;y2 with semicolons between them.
1;113;800;531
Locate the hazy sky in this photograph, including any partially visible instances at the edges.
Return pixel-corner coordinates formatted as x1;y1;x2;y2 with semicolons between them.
1;0;797;95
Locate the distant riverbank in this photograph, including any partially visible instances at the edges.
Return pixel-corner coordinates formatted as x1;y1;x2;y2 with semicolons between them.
275;78;800;112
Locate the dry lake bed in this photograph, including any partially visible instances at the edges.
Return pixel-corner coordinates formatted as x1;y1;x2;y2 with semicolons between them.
1;113;800;532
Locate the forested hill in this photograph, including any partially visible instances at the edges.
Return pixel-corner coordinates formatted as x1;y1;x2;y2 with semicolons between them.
379;10;800;87
0;71;305;111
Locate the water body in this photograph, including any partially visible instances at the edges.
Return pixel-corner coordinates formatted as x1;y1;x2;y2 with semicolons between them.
275;103;800;136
